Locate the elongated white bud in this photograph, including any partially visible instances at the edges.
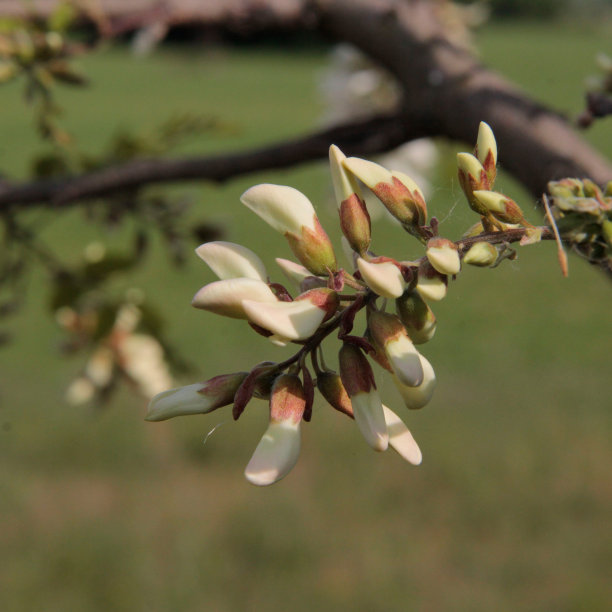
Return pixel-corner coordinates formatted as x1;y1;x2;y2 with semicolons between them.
192;278;277;319
241;184;317;234
241;184;337;275
146;372;247;421
475;121;497;186
195;241;267;281
329;145;362;203
245;374;305;486
339;343;388;451
383;405;422;465
357;257;405;298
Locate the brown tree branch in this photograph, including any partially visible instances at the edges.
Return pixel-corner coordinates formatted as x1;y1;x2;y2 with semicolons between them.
0;0;611;211
0;113;414;208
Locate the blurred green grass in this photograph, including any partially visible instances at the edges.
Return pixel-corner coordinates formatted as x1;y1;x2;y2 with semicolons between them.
1;21;612;612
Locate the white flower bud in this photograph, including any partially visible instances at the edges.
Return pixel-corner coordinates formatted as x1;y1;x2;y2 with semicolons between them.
357;257;405;298
244;421;301;486
192;278;277;319
195;241;267;281
426;238;461;276
383;405;422;465
240;184;317;235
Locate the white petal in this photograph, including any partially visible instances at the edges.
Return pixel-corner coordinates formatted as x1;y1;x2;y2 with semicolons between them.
383;405;422;465
416;273;447;302
351;390;388;451
245;421;301;486
192;278;277;319
426;246;461;276
195;241;267;281
275;257;313;286
241;184;316;235
329;145;361;203
393;354;436;410
386;335;424;387
357;257;405;298
242;298;326;340
145;383;216;421
343;157;393;189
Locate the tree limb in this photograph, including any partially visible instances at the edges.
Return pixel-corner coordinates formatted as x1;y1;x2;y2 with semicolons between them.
1;0;611;210
0;113;414;208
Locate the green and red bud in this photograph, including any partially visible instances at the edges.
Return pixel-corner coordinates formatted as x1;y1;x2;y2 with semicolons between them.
244;373;306;486
426;237;461;276
342;157;427;228
145;372;248;421
475;121;497;186
395;290;437;344
339;343;388;451
368;310;424;388
472;190;528;225
457;152;490;215
241;184;337;276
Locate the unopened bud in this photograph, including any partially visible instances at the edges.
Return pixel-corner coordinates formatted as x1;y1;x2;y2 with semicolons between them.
472;190;527;225
357;256;405;298
426;237;460;276
457;152;489;215
145;372;247;421
317;371;354;417
393;353;436;410
339;343;388;451
462;241;497;266
368;310;424;387
331;146;371;255
245;374;306;486
343;157;427;227
395;291;437;344
241;184;337;275
382;405;422;465
242;288;338;340
416;262;447;302
195;241;267;281
475;121;497;186
192;278;277;319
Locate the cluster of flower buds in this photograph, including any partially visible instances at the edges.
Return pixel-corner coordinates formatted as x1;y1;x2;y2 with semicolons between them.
547;177;612;265
147;121;545;486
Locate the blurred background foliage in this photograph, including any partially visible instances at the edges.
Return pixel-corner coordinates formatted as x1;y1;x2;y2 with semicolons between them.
1;5;612;612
